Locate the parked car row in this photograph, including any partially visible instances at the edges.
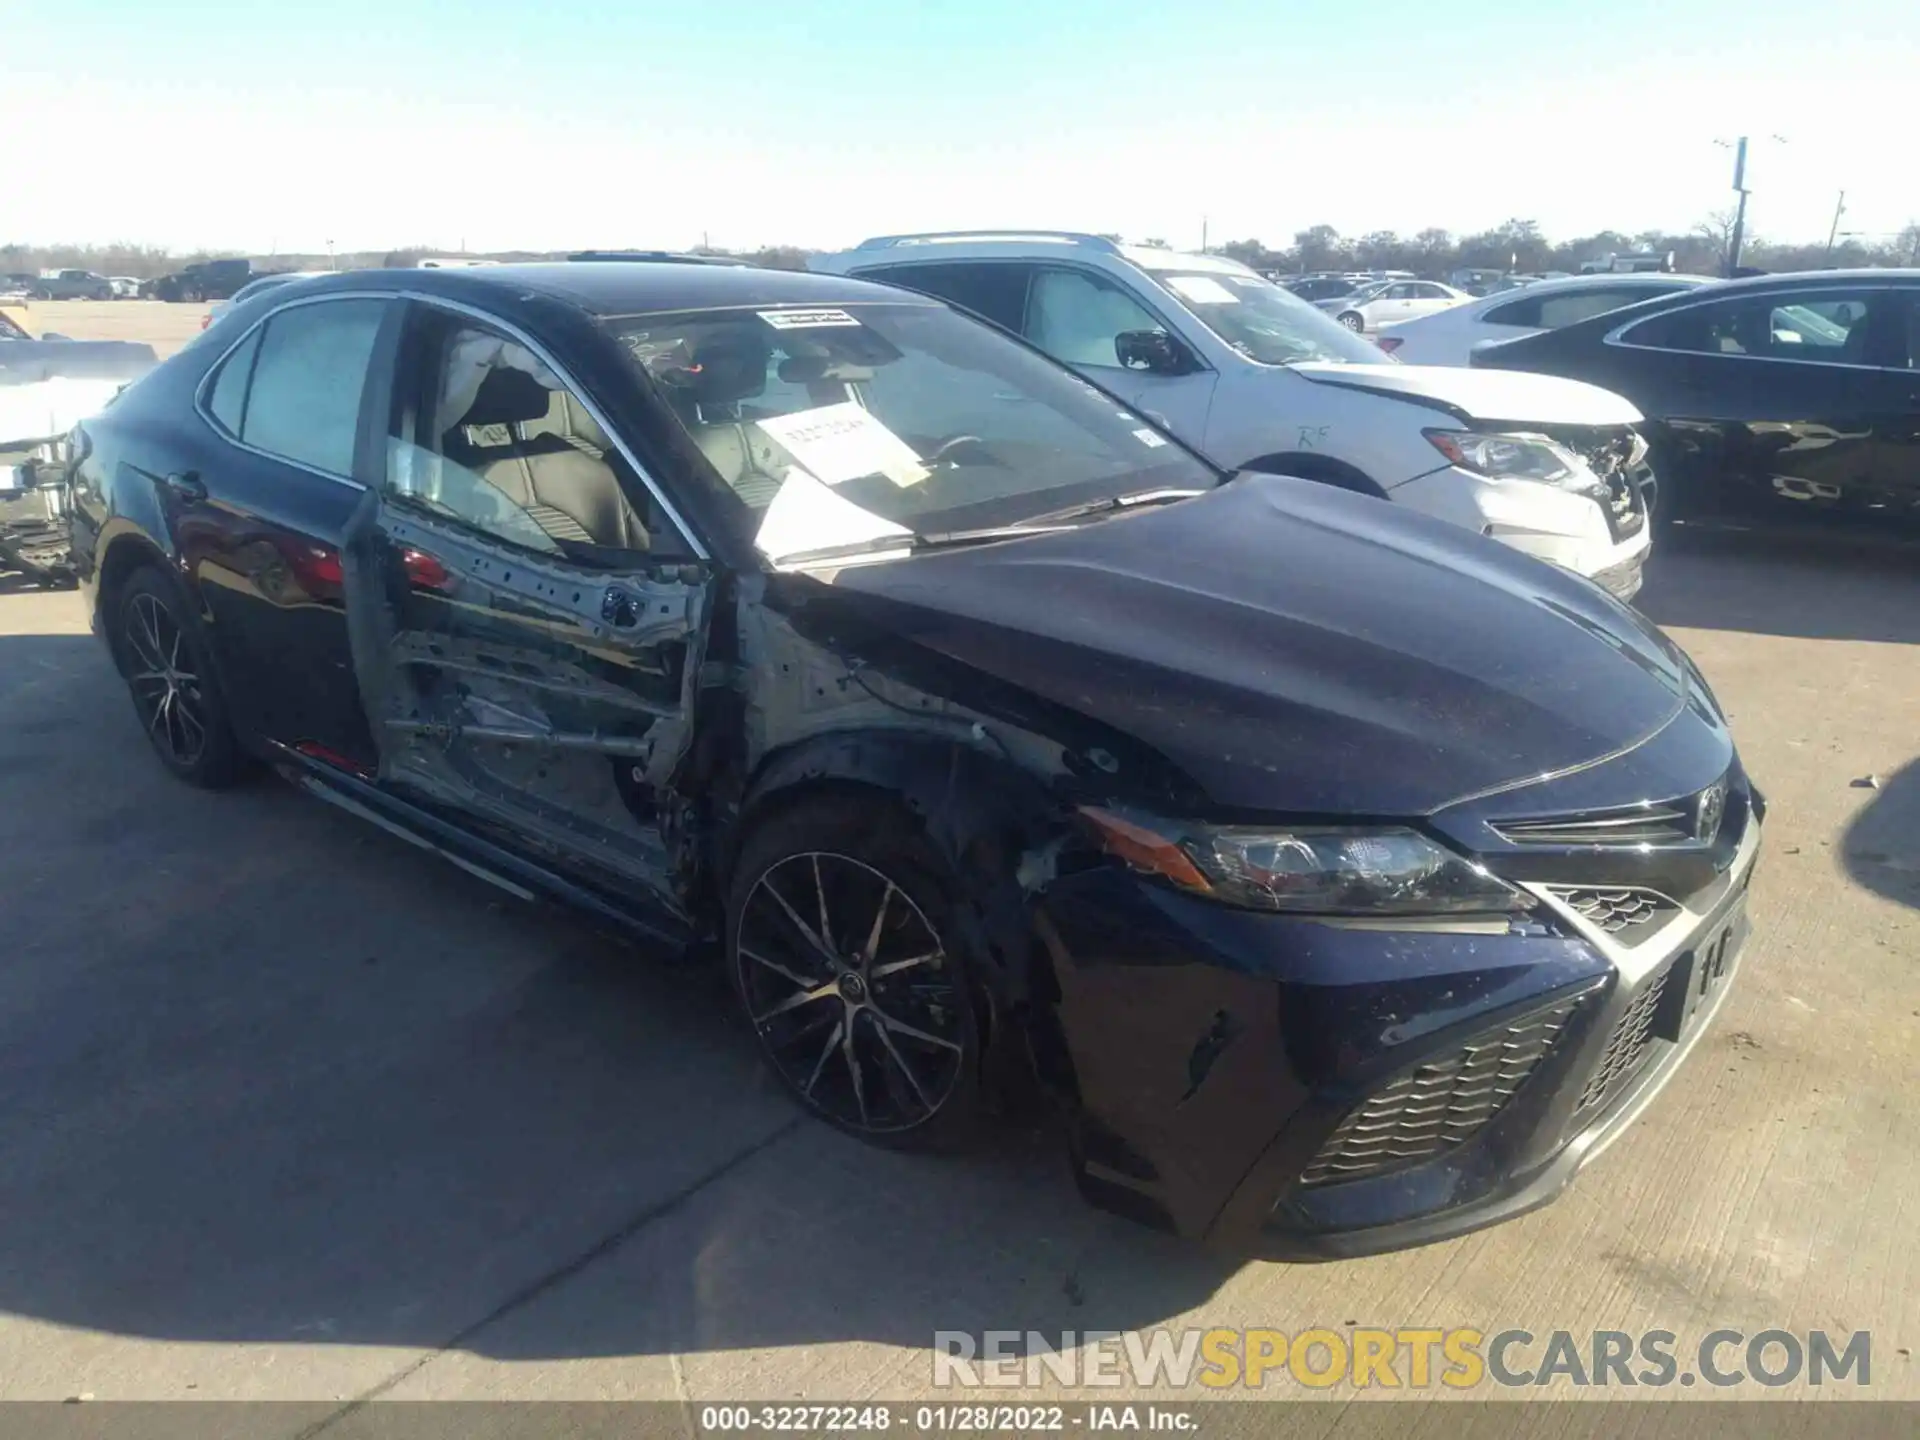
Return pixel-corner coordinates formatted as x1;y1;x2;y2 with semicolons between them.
54;253;1765;1261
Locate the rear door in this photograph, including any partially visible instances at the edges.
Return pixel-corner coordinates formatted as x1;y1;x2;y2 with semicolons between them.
340;299;716;917
180;293;398;765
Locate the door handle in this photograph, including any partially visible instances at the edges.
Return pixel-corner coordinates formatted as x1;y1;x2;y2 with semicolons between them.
163;470;206;503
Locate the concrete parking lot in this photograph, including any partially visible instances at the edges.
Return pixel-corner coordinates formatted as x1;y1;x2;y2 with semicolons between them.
0;302;1915;1413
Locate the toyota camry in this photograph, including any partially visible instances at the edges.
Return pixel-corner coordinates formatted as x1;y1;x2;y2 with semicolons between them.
64;262;1761;1256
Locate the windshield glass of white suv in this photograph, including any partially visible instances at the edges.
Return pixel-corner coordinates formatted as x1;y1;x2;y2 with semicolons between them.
605;301;1216;564
1155;271;1386;366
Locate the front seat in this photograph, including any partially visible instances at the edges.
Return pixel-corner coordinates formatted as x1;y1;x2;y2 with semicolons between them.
449;367;647;550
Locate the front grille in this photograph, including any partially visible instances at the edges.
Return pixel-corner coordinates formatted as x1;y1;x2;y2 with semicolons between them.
1492;803;1694;848
1547;885;1678;939
1577;965;1673;1111
1301;996;1584;1187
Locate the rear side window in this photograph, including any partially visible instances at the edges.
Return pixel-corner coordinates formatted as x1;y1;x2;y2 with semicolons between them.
217;299;388;476
1621;290;1883;364
852;262;1032;332
205;326;261;433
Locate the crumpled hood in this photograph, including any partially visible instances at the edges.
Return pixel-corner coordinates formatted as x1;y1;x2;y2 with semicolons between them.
0;376;131;448
1291;361;1642;428
824;475;1690;816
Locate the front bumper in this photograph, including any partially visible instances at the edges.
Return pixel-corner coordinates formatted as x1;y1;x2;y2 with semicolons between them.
1035;798;1759;1257
1392;464;1651;597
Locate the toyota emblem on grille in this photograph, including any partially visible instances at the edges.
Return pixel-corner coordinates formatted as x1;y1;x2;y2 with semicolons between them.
1695;780;1727;844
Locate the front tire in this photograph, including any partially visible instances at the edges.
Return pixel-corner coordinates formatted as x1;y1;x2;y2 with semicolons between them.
116;568;245;788
727;796;984;1149
1337;311;1364;331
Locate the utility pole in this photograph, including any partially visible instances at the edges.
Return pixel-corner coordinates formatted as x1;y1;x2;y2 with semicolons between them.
1200;216;1208;253
1716;134;1785;277
1824;191;1846;262
1724;137;1750;277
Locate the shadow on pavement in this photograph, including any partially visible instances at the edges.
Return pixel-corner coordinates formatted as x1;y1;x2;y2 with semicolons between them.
1638;527;1920;645
1842;757;1920;912
0;626;1235;1369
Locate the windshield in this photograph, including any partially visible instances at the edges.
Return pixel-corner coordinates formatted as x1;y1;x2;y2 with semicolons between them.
604;301;1216;566
1152;271;1387;366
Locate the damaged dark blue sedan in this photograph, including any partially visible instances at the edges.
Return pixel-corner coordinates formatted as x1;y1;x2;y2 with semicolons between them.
64;263;1761;1257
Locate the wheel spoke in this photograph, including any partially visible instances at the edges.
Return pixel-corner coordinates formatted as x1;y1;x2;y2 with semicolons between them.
758;876;839;966
870;950;941;980
740;944;822;991
752;978;839;1025
842;1015;869;1125
173;695;206;748
129;668;169;691
864;1010;934;1112
812;855;834;956
871;1005;962;1053
802;1017;844;1098
138;597;165;666
858;882;894;970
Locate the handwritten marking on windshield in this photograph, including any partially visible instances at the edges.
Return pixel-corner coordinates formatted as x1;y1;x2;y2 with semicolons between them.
1298;425;1331;450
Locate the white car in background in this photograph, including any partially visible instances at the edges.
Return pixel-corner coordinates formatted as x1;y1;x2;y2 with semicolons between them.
1317;279;1470;332
812;232;1658;597
1377;272;1715;366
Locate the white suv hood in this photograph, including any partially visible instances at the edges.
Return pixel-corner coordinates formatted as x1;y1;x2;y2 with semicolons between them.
1292;362;1642;427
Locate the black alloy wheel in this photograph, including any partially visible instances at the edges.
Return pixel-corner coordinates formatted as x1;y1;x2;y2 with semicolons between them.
117;569;243;786
729;806;981;1146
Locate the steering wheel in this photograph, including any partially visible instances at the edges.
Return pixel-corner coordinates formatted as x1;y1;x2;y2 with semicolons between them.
926;434;989;468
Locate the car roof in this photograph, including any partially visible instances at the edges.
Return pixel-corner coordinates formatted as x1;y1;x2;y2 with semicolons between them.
816;231;1261;280
288;261;927;318
1476;272;1717;301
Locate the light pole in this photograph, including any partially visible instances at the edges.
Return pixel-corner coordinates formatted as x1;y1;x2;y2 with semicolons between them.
1714;134;1786;276
1824;191;1847;263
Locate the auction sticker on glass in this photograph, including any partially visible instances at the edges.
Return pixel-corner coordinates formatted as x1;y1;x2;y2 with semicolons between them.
754;402;930;488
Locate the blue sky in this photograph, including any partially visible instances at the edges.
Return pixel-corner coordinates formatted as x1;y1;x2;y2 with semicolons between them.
6;0;1913;254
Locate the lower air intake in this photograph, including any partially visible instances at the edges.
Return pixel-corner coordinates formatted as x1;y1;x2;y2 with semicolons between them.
1301;995;1585;1187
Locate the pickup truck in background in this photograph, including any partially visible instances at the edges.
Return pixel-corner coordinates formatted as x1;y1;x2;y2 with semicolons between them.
148;257;256;302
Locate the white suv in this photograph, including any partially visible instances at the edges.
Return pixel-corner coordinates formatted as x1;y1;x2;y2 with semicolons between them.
812;233;1654;597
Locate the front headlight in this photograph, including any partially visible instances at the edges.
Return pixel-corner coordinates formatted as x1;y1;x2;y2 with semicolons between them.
1424;429;1585;486
1080;809;1530;917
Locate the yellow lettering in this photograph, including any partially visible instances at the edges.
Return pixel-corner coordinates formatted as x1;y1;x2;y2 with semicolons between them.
1352;1329;1401;1388
1291;1328;1348;1389
1243;1329;1287;1388
1198;1329;1239;1389
1400;1328;1444;1387
1443;1329;1486;1389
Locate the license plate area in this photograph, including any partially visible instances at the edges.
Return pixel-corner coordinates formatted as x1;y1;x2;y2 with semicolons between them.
1655;893;1749;1040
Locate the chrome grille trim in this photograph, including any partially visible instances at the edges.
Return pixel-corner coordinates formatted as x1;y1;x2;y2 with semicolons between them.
1301;996;1585;1187
1543;885;1679;940
1492;805;1692;847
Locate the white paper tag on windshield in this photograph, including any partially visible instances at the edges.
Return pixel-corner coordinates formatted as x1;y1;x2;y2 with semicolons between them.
1132;428;1167;448
1166;275;1240;305
757;308;862;329
754;467;911;565
755;402;930;488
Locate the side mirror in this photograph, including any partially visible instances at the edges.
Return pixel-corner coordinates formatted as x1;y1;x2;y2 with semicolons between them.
1114;329;1188;375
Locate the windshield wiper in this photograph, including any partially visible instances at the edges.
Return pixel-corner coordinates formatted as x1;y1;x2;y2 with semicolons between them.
770;523;1074;570
1018;487;1208;526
